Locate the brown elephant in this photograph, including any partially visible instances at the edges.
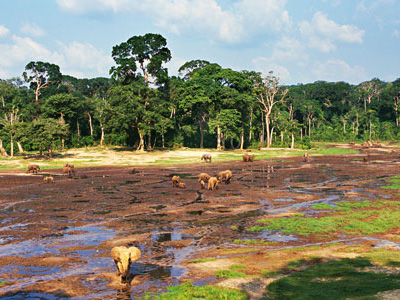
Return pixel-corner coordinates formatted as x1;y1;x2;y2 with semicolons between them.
303;153;309;162
43;176;55;183
242;154;254;162
110;246;141;283
201;154;212;163
172;175;180;187
63;166;75;177
217;170;232;184
178;182;186;188
65;163;74;169
27;163;40;173
198;173;211;183
207;177;219;190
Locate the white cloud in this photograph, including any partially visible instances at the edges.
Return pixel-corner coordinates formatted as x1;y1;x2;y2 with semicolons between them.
57;0;291;44
0;25;10;38
311;59;367;83
20;22;45;37
300;12;364;50
57;41;113;76
0;32;112;79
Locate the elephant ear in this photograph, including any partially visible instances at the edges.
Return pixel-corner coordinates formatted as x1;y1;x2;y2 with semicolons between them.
129;246;141;262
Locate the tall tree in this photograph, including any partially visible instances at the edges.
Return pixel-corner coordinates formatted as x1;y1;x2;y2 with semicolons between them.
22;61;62;103
255;71;288;148
110;33;172;151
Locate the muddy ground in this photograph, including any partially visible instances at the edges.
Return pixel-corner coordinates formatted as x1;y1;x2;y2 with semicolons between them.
0;146;400;299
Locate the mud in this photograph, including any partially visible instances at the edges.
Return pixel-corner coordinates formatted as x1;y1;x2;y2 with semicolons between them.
1;146;400;299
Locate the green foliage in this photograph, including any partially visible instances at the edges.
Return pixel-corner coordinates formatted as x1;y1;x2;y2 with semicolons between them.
249;202;400;236
143;282;249;300
263;258;400;300
301;136;312;149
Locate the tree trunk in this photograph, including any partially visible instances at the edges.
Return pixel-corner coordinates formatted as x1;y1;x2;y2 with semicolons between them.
87;113;93;136
240;126;244;150
162;134;165;148
39;144;43;156
48;146;52;158
260;112;264;144
265;113;271;148
0;138;8;157
100;126;105;146
10;134;14;158
369;120;372;140
249;107;253;142
17;142;24;153
281;131;284;143
356;112;359;135
147;131;152;150
308;118;311;137
77;120;80;139
269;126;275;147
199;121;204;148
217;125;222;150
291;133;295;149
137;129;145;152
61;138;65;150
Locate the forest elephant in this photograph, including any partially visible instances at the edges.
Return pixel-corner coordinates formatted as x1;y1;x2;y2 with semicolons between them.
242;154;255;162
178;182;186;188
63;166;75;177
110;246;141;283
303;153;309;162
65;163;74;169
207;177;219;190
27;163;40;173
217;170;232;184
201;154;212;163
172;175;180;187
43;176;55;183
198;173;211;183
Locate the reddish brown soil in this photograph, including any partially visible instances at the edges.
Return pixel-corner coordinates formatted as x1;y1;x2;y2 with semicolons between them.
0;147;400;299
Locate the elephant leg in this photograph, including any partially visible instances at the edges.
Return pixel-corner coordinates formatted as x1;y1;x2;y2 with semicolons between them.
114;260;122;276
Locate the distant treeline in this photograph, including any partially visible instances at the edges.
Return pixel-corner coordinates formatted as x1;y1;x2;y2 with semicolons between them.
0;33;399;156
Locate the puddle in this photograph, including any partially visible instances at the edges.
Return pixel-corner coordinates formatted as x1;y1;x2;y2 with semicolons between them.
260;231;298;242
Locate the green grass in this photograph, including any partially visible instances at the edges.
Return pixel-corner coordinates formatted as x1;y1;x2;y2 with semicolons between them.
190;258;217;263
216;264;248;278
262;258;400;300
143;282;249;300
249;202;400;236
234;239;277;246
311;201;376;210
381;175;400;189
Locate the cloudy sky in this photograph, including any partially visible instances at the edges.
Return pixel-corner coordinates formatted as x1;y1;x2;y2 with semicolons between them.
0;0;399;85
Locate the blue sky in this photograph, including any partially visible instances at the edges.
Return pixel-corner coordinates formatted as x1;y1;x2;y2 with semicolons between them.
0;0;399;85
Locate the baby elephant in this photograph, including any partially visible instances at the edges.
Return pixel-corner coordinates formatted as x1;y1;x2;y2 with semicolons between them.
201;154;212;163
110;246;141;283
172;175;180;187
208;177;219;190
199;180;206;189
178;182;186;188
65;163;74;169
217;170;232;184
27;163;40;174
303;153;309;162
43;176;55;183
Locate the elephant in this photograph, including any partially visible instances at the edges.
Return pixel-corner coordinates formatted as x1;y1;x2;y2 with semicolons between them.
201;154;212;163
217;170;232;184
207;177;219;190
63;166;75;177
172;175;180;187
242;154;254;162
198;173;211;183
27;163;40;173
303;153;309;162
178;182;186;188
43;176;55;183
110;246;141;283
65;163;74;169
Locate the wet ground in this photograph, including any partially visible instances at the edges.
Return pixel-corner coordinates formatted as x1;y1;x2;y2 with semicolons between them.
0;146;400;299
